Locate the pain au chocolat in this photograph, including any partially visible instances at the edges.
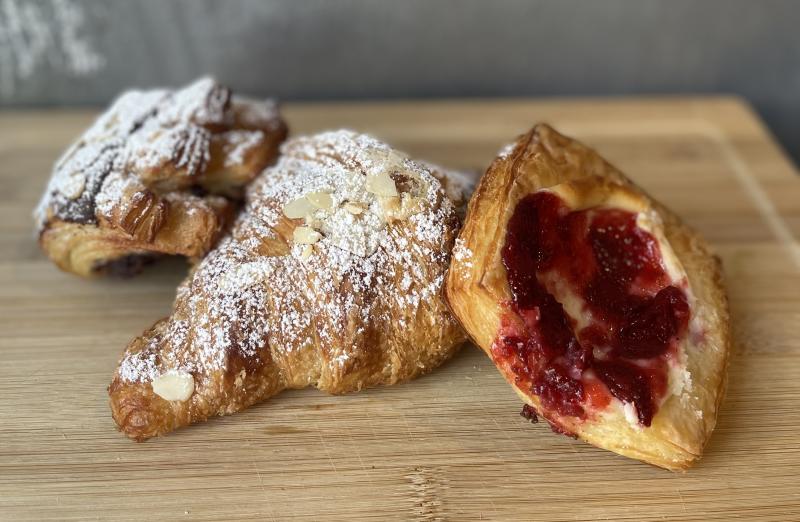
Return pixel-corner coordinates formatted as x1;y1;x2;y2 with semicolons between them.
445;124;730;470
109;130;468;440
35;77;287;277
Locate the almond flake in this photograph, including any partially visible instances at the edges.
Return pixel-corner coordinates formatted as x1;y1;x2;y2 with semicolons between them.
283;197;314;219
384;150;407;169
304;215;323;229
343;202;365;215
293;226;322;244
369;148;406;172
401;194;424;216
380;193;424;221
63;173;86;200
306;191;333;210
300;244;313;259
379;196;401;220
152;371;194;401
366;170;398;197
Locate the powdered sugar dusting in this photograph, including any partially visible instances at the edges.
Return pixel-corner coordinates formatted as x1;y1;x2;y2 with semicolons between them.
118;348;157;383
222;130;266;168
34;77;282;231
497;141;516;159
233;97;283;131
118;130;461;383
453;237;473;267
421;161;474;207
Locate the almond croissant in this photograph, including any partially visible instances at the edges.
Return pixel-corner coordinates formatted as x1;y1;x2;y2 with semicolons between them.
109;130;468;440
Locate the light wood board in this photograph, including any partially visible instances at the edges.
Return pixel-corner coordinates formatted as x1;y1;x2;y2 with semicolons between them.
1;97;799;521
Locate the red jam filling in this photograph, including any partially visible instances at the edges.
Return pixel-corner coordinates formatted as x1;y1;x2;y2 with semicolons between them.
493;191;690;427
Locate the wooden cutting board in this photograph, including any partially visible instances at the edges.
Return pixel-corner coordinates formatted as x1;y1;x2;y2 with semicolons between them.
2;97;799;521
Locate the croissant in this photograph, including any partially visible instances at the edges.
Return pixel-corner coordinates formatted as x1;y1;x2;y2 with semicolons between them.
35;77;287;277
445;124;730;470
109;130;468;440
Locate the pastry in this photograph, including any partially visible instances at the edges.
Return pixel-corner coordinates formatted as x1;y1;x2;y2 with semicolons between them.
35;77;288;277
109;130;468;440
445;124;730;470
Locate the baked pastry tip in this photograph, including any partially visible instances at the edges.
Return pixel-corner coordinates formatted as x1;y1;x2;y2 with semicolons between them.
445;124;730;470
35;76;288;277
109;130;468;440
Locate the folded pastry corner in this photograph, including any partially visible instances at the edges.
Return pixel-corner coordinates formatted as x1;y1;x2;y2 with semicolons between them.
36;77;288;277
445;124;730;470
109;130;467;440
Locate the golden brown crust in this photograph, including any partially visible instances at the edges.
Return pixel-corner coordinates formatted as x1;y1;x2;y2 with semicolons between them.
36;78;287;277
446;124;730;470
109;130;467;441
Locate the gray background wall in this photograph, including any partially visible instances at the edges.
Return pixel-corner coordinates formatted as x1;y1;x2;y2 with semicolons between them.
1;0;798;163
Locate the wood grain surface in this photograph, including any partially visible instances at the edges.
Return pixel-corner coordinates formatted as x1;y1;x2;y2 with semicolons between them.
1;97;799;521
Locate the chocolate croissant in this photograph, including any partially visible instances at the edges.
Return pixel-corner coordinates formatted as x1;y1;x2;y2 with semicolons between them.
445;124;730;470
35;77;287;277
109;130;468;440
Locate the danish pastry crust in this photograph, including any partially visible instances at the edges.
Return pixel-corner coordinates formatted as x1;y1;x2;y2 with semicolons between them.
445;124;730;470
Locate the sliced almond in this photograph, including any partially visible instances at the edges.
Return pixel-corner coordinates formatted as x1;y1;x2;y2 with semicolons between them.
152;371;195;402
384;150;407;169
306;191;333;210
380;196;401;216
369;148;406;171
401;194;424;216
366;169;398;198
381;193;424;222
293;226;322;244
304;215;323;229
62;173;86;200
300;244;313;260
283;197;314;219
343;201;365;215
